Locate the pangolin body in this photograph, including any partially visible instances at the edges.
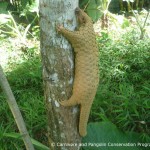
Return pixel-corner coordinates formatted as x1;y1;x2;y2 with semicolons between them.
57;7;99;137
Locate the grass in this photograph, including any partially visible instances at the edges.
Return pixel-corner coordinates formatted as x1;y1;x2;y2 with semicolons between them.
0;27;48;148
0;57;48;149
91;28;150;141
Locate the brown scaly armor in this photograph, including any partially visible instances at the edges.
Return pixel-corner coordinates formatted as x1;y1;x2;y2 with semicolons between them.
57;7;99;137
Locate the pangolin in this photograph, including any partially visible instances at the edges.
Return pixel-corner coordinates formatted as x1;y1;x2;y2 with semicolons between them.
57;7;99;137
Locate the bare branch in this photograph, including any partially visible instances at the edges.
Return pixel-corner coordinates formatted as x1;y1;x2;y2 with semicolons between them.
0;65;35;150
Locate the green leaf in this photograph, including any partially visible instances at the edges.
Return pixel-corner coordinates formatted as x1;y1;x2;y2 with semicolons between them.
82;122;147;150
86;0;102;22
23;23;31;40
0;2;9;14
3;133;49;150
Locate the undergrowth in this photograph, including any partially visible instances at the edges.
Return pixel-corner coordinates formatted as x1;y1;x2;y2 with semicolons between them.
91;30;150;141
0;48;47;149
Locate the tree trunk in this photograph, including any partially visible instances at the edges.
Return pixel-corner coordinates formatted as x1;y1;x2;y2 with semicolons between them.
39;0;81;150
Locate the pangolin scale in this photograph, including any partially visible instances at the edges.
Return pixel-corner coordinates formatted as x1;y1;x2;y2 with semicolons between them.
57;7;99;137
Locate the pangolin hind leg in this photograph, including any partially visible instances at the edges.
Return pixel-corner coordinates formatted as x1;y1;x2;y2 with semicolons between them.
60;95;78;106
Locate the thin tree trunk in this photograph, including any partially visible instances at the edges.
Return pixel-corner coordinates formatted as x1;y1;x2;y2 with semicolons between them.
39;0;81;150
0;65;35;150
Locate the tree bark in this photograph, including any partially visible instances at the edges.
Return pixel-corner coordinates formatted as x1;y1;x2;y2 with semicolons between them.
39;0;81;150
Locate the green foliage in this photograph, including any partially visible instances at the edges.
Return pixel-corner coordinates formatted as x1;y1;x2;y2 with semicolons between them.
19;0;39;25
3;133;49;150
0;2;9;14
0;11;39;41
0;0;39;31
20;0;39;16
86;0;102;22
91;31;150;139
80;0;149;17
79;0;102;22
0;13;29;42
82;122;147;150
0;47;47;149
79;0;108;22
132;10;150;39
8;0;35;12
8;12;31;40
